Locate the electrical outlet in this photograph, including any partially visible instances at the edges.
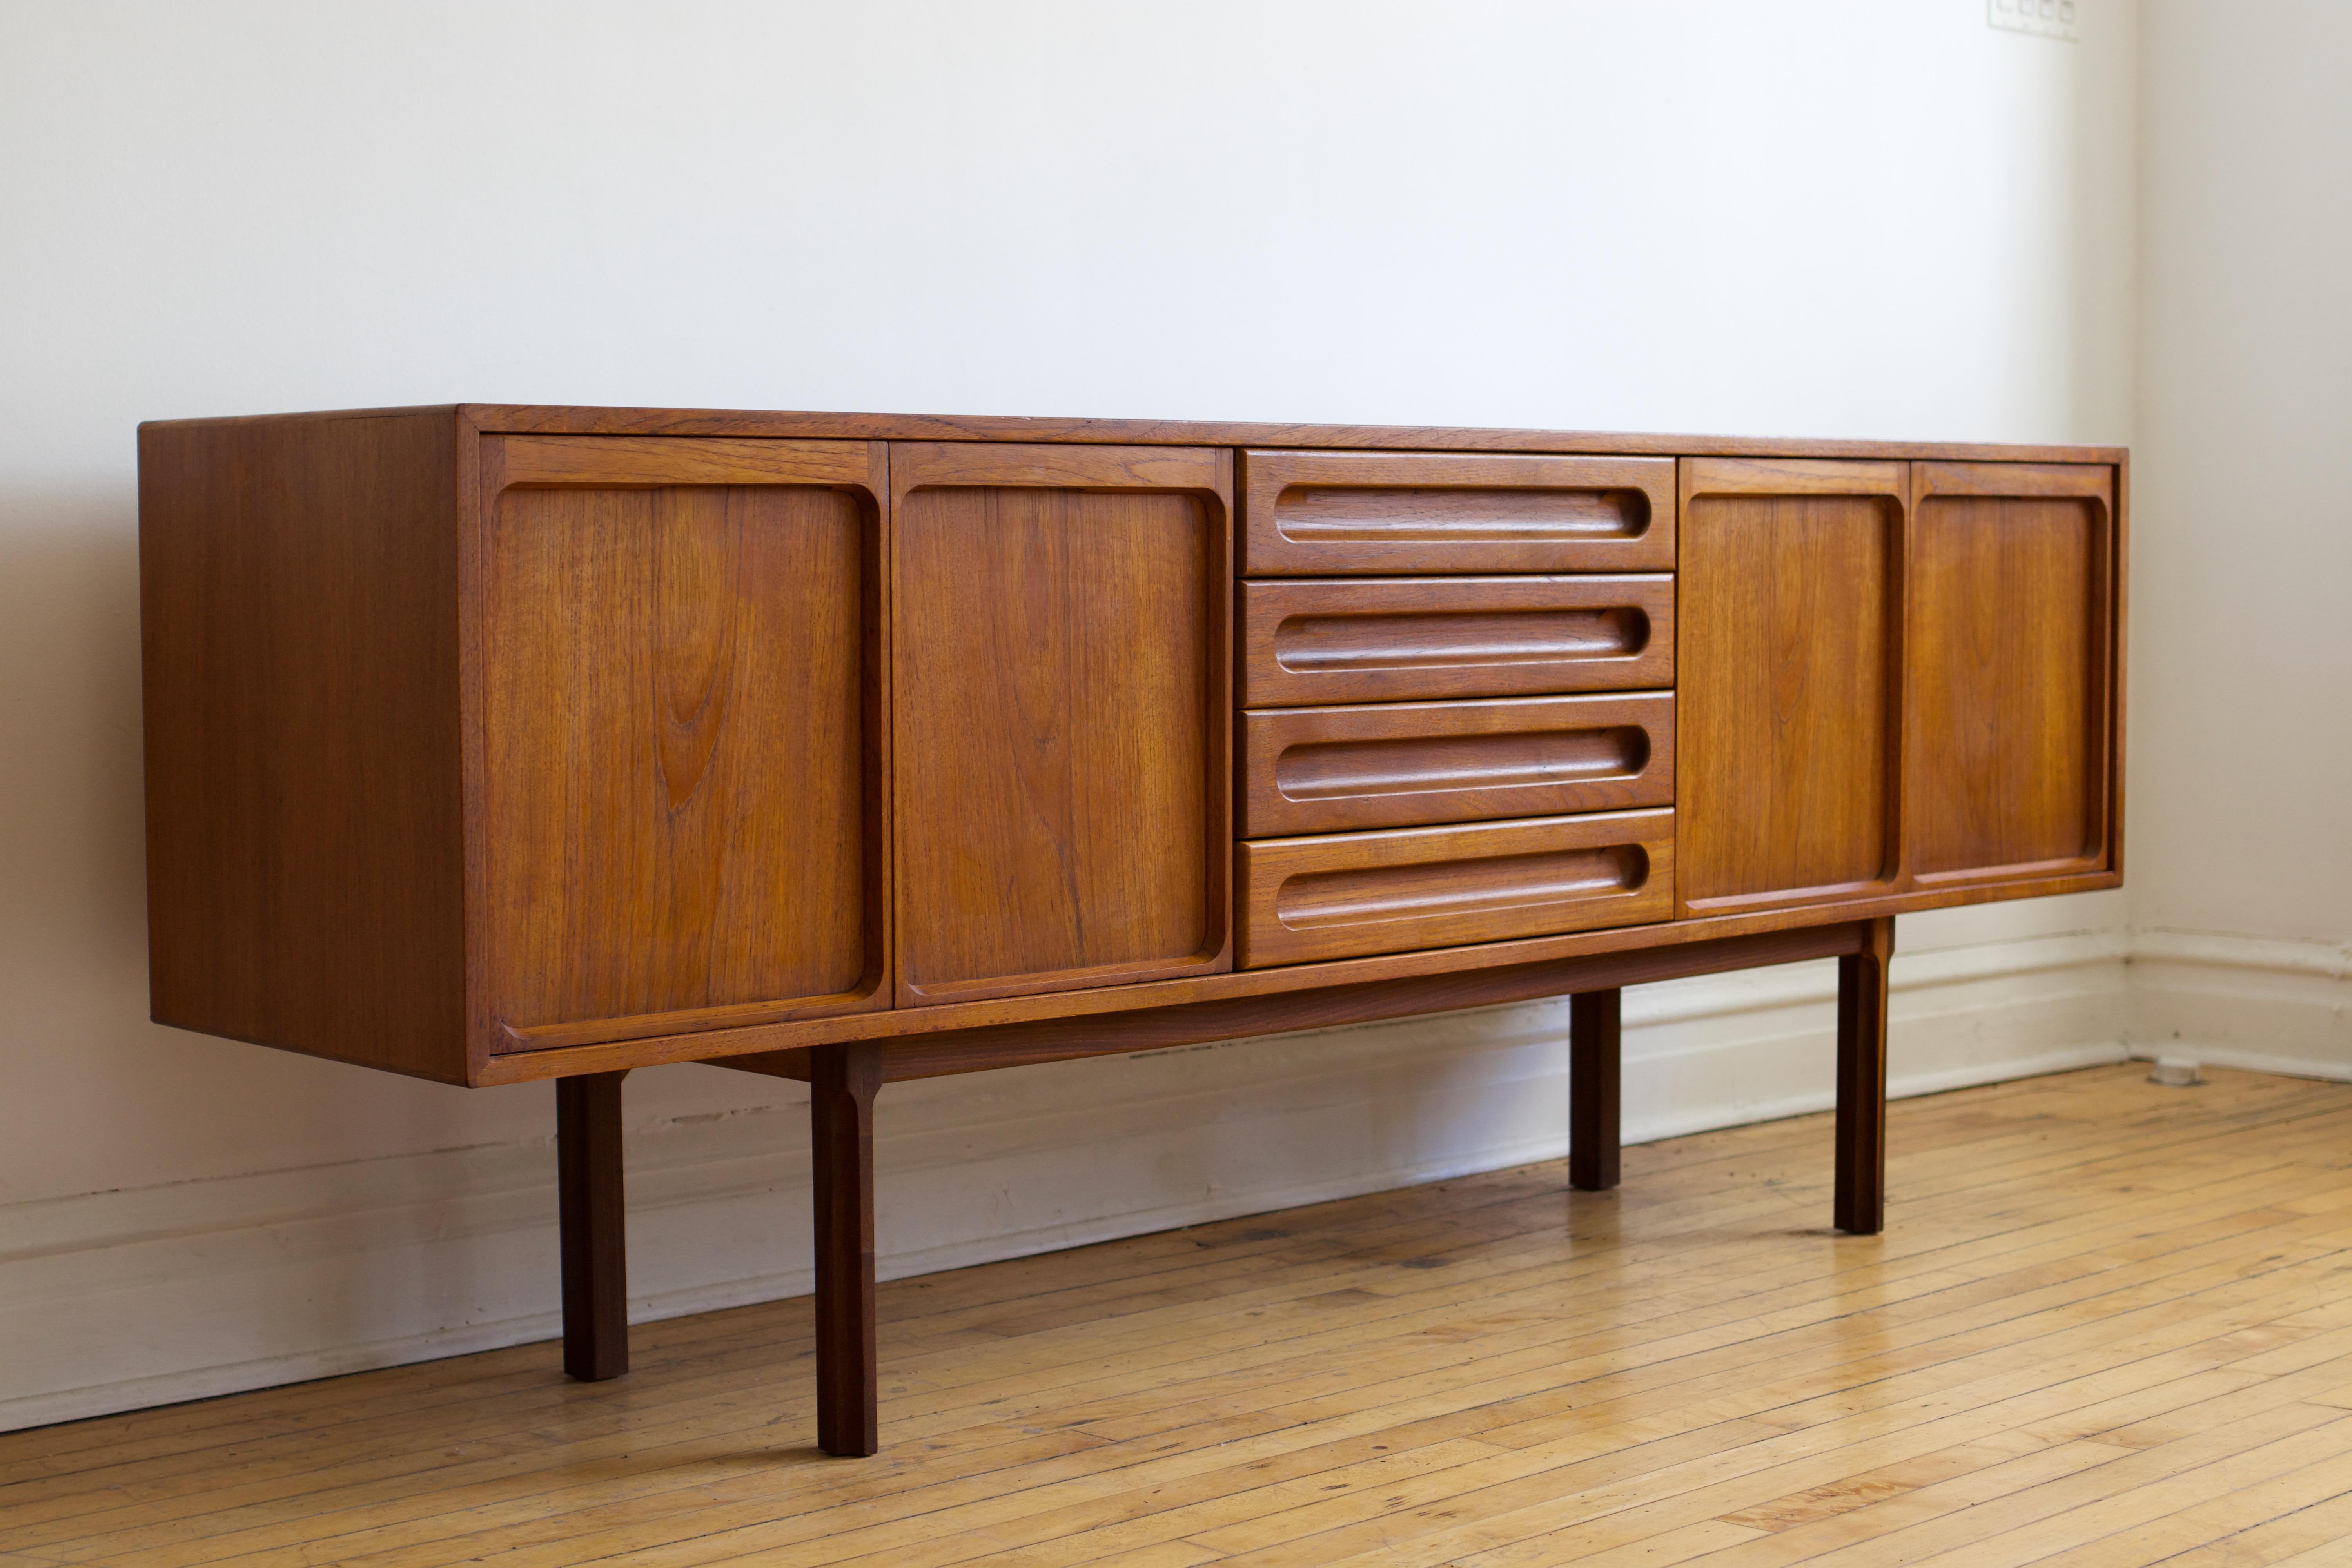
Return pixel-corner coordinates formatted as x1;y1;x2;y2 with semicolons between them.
1989;0;2077;40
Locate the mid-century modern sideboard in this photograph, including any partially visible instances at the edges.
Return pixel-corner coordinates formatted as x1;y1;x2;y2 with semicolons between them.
138;405;2125;1455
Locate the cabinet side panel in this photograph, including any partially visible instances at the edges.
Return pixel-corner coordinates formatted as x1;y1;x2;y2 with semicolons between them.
140;410;466;1080
483;483;878;1029
1679;490;1900;909
895;486;1221;1002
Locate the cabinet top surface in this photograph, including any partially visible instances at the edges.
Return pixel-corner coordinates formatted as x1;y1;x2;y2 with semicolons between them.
136;403;2127;466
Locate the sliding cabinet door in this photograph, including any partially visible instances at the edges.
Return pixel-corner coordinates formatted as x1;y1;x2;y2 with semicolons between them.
891;444;1233;1005
1677;459;1909;915
478;436;890;1051
1904;461;2116;886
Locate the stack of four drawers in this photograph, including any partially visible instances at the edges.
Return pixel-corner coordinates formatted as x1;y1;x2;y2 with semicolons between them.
1232;450;1682;969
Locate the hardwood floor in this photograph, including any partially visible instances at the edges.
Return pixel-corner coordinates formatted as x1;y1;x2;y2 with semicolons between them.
5;1063;2351;1566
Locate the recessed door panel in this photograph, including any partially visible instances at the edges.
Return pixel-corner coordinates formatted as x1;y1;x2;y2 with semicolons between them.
891;443;1233;1005
480;436;889;1046
1678;459;1907;913
1907;461;2113;882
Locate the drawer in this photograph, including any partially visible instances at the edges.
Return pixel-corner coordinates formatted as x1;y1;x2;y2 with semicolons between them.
1237;809;1674;968
1241;450;1675;575
1240;575;1674;707
1239;692;1674;837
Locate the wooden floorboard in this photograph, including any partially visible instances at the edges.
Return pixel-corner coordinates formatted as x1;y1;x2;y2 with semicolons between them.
3;1064;2349;1566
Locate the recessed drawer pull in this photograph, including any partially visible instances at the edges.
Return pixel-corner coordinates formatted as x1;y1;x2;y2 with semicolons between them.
1240;692;1674;837
1274;608;1650;671
1242;451;1676;575
1236;808;1675;968
1277;728;1648;800
1276;845;1649;929
1242;577;1675;707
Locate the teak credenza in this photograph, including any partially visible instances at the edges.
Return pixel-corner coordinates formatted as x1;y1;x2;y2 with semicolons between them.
138;405;2126;1455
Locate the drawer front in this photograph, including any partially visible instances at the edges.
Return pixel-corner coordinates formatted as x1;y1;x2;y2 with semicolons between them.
1241;450;1675;575
1239;693;1675;838
1241;575;1674;707
1236;809;1675;968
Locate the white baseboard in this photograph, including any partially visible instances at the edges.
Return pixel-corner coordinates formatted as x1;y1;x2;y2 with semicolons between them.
2127;928;2352;1082
0;926;2131;1433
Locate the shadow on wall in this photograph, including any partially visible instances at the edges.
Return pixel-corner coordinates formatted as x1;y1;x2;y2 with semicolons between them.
0;490;149;955
0;486;564;1208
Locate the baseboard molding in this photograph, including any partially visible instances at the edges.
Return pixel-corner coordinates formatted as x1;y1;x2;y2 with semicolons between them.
0;926;2131;1433
2127;927;2352;1082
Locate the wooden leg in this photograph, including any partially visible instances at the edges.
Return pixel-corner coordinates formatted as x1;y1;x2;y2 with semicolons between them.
812;1043;883;1457
1569;989;1621;1192
557;1070;630;1381
1835;918;1895;1235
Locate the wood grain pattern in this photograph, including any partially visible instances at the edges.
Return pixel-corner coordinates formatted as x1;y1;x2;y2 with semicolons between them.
1238;692;1674;837
24;1065;2342;1568
1907;461;2114;884
129;404;2140;1474
890;443;1233;1005
1239;450;1675;575
134;409;2124;1091
1677;459;1909;914
139;408;468;1082
477;436;889;1039
488;433;875;488
1241;576;1674;708
1237;809;1674;969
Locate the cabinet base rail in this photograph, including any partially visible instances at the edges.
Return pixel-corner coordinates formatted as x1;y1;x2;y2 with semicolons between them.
554;917;1895;1456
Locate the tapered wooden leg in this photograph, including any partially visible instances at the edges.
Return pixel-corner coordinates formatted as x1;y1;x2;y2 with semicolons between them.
557;1070;630;1381
1835;918;1895;1235
1569;989;1622;1192
812;1043;884;1457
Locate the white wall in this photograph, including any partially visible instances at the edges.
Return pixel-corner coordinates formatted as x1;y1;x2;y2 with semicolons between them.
2127;2;2352;1077
0;0;2143;1429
